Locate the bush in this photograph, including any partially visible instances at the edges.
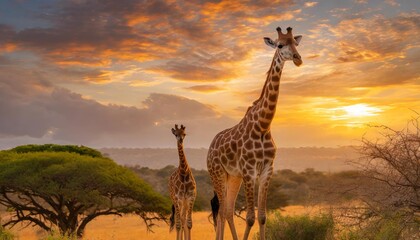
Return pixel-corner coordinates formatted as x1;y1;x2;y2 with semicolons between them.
0;226;14;240
339;211;420;240
261;212;334;240
42;232;77;240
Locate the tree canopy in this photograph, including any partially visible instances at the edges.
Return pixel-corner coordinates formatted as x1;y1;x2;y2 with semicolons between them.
0;144;171;237
8;144;103;158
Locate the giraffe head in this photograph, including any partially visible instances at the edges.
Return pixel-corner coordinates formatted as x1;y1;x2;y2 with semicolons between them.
171;124;186;144
264;27;303;66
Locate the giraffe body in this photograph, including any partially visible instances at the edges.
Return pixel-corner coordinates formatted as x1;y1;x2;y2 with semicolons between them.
207;27;303;240
169;124;196;240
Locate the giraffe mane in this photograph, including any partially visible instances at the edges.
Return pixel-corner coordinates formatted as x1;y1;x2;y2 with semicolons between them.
257;54;277;102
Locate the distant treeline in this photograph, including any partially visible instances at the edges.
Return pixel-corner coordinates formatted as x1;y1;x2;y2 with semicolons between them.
129;165;362;211
103;146;359;172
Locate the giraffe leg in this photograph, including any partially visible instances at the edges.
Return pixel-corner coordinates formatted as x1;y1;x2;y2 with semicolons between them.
186;196;195;240
211;170;227;240
175;202;182;240
242;176;256;240
258;166;273;240
225;175;242;240
181;200;188;240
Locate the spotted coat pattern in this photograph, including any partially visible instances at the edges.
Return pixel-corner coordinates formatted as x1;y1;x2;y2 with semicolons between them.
169;125;196;240
207;27;302;240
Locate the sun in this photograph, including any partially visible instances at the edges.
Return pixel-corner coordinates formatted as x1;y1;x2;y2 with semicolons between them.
341;104;382;117
330;103;383;127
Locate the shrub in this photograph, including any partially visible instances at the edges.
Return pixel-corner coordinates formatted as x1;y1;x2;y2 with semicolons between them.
261;212;334;240
42;232;77;240
0;226;14;240
339;211;420;240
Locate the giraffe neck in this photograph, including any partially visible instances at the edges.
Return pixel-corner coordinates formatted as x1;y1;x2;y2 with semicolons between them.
254;50;285;131
177;142;190;176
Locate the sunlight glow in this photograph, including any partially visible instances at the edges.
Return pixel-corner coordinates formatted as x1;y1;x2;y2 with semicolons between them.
330;104;383;126
342;104;382;117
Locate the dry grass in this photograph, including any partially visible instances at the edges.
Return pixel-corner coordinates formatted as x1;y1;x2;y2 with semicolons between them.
3;206;324;240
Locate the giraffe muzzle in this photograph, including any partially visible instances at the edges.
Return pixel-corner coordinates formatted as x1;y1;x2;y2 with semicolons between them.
293;54;302;66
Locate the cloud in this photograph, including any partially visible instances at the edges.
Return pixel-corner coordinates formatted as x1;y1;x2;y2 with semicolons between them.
1;0;298;83
354;0;367;4
306;54;320;59
281;12;419;98
0;71;235;148
149;61;238;82
0;24;17;52
331;13;420;62
0;55;12;65
304;2;318;7
385;0;400;6
184;85;225;93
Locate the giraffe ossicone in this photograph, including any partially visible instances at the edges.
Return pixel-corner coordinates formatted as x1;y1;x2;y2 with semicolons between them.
169;124;196;240
207;26;303;240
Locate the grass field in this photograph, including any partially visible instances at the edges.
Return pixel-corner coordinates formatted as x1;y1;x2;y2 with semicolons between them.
4;206;318;240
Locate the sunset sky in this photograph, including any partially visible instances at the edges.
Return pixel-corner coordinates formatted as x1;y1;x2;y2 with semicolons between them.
0;0;419;148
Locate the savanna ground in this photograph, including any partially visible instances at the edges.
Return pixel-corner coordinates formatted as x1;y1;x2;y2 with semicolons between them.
3;205;319;240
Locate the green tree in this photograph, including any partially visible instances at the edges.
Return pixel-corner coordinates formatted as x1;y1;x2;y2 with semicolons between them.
0;145;170;238
9;144;103;158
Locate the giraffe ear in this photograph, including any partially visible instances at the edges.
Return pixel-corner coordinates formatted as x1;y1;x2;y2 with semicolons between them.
294;35;302;46
171;128;176;135
264;37;276;49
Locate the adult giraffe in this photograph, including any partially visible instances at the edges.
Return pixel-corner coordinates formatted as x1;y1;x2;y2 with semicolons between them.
207;27;303;240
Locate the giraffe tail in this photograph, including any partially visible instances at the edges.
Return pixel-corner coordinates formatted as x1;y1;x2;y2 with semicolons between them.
210;192;219;227
169;204;175;232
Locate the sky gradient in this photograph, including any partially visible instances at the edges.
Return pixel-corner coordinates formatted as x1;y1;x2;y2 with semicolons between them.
0;0;419;148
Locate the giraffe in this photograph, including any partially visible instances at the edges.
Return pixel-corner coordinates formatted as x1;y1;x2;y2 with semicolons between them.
169;124;197;240
207;27;303;240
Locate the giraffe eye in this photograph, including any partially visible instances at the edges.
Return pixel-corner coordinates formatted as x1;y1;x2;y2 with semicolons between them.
278;45;283;49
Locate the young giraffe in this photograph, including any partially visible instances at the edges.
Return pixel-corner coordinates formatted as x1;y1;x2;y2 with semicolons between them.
169;124;197;240
207;27;303;240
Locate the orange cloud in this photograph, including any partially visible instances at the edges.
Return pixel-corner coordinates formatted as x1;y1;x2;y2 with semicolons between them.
331;13;420;62
83;70;113;84
304;2;318;7
129;79;163;87
0;0;302;85
0;43;17;52
184;85;225;93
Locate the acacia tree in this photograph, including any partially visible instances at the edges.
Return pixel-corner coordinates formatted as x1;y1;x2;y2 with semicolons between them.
358;118;419;214
0;145;171;237
340;117;420;238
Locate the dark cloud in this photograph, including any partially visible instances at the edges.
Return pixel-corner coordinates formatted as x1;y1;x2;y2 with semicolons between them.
1;0;296;81
151;61;236;81
0;72;234;148
0;24;16;51
0;24;15;42
0;55;12;65
142;93;218;120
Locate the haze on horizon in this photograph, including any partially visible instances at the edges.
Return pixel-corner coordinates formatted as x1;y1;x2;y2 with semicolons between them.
0;0;419;149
